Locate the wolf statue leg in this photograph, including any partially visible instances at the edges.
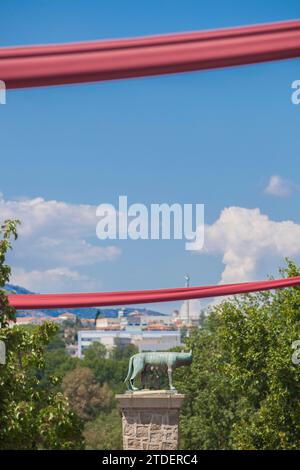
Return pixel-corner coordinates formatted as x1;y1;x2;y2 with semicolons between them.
124;355;134;390
167;366;176;391
130;356;144;391
130;378;139;391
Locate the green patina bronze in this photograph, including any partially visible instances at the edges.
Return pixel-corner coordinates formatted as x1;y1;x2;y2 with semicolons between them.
124;350;192;391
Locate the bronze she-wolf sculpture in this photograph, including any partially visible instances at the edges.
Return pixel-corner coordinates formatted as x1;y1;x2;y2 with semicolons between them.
124;350;192;391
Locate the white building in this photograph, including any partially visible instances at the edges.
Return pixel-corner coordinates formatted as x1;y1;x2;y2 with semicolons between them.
95;317;122;329
77;329;181;358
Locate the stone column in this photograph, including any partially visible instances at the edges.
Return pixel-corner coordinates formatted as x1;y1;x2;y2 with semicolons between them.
116;390;185;450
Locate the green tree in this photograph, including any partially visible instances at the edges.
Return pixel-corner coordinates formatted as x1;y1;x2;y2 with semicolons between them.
110;341;138;361
62;367;113;421
175;260;300;450
84;409;122;450
82;342;129;392
46;330;65;350
83;341;107;362
0;219;84;449
43;347;79;386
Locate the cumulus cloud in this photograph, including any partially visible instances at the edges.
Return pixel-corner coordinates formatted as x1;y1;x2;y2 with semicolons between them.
0;194;121;292
201;206;300;284
10;267;102;293
264;175;295;197
179;299;201;321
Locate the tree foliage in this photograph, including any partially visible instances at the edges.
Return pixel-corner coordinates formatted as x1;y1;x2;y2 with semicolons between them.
82;341;138;393
84;409;122;450
110;341;138;361
175;260;300;450
62;367;113;421
0;220;84;449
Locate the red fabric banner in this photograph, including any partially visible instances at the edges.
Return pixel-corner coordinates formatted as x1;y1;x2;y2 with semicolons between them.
7;275;300;310
1;19;300;89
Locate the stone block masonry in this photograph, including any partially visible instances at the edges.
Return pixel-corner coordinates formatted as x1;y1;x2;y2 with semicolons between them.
116;391;185;450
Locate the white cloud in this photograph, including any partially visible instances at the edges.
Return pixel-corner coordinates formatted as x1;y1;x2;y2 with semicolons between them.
4;192;300;300
179;299;201;321
264;175;294;197
0;194;121;292
0;195;111;239
201;206;300;284
10;266;102;293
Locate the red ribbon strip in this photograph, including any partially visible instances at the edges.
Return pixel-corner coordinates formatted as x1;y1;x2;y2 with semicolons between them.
1;19;300;89
7;276;300;310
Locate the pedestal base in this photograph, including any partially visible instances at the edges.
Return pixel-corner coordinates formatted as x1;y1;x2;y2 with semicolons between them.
116;390;185;450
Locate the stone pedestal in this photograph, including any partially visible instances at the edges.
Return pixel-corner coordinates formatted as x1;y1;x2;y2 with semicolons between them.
116;390;185;450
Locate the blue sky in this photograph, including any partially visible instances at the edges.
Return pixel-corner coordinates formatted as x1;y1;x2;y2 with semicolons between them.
1;1;300;313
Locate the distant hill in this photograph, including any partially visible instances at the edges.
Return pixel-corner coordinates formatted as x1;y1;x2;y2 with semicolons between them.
5;284;166;319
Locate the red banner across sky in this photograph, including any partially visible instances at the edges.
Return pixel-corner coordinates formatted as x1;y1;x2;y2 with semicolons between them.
7;276;300;310
1;19;300;89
